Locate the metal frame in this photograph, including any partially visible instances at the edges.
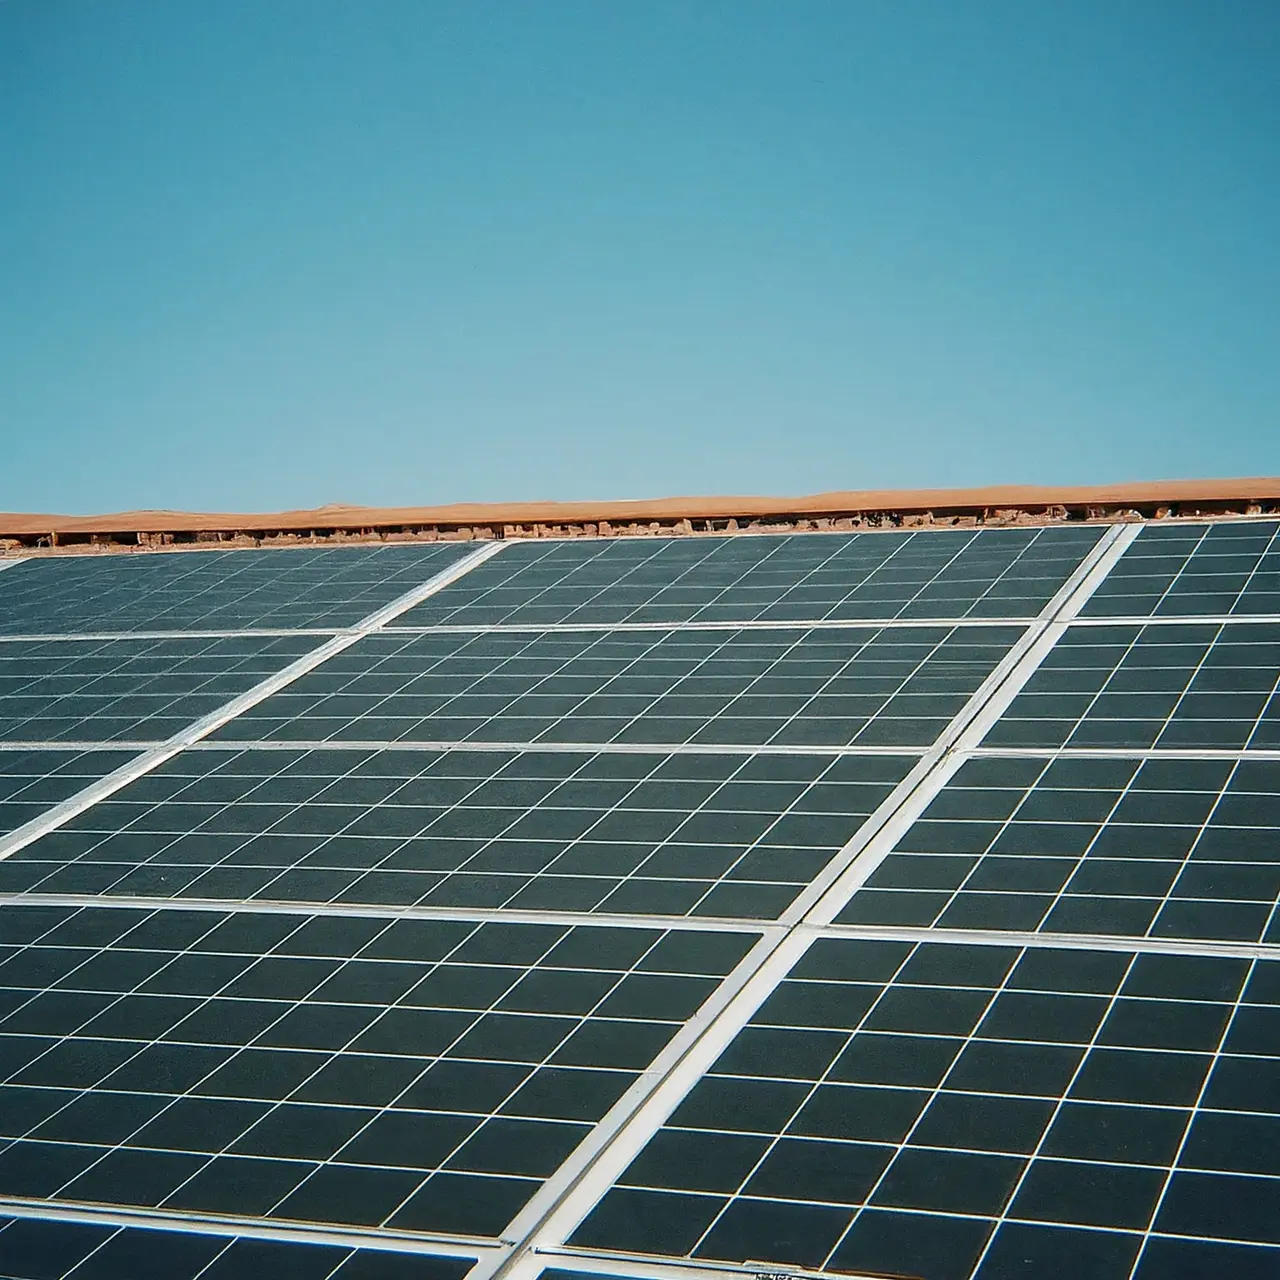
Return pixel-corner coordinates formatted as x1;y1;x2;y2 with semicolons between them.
0;891;779;935
0;1195;498;1262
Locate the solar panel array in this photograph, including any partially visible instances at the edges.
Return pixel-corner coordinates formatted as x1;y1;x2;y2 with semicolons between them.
0;523;1277;1280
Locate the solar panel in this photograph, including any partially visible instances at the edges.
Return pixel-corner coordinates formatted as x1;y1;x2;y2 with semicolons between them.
1082;521;1280;617
0;747;913;918
0;751;136;837
397;527;1105;627
838;755;1280;943
0;636;315;743
209;625;1022;748
981;621;1280;750
2;518;1278;1278
0;544;474;635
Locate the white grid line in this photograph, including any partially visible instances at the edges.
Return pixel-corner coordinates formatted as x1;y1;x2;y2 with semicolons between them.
8;608;1280;648
800;527;1142;929
540;937;1280;1277
192;739;922;758
0;633;317;743
16;738;1280;762
812;921;1280;962
0;630;341;644
0;525;1120;1268
0;901;763;1263
1152;525;1280;617
850;746;1280;946
683;941;924;1262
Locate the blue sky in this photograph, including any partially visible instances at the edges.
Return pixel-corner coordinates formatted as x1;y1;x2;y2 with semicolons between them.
3;1;1277;514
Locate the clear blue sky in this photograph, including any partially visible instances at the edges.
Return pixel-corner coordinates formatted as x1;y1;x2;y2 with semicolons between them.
3;1;1277;514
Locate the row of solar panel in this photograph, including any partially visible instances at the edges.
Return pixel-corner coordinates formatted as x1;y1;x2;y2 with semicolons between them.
7;746;1280;941
0;747;908;921
1;912;1277;1277
5;619;1280;750
2;522;1278;637
0;524;1278;1280
0;625;1022;746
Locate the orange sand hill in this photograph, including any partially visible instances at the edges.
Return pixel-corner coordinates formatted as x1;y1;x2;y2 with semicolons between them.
3;478;1280;538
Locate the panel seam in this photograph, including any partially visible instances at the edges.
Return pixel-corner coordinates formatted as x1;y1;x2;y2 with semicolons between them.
0;1196;496;1259
19;607;1279;645
0;892;780;935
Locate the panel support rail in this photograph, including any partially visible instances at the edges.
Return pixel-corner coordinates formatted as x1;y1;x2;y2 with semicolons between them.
0;1195;496;1262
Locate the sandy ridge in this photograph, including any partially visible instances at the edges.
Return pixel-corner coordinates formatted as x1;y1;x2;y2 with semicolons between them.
3;478;1279;537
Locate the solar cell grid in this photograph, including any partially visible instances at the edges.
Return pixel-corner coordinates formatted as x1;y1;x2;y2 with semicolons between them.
0;543;473;636
0;1216;474;1280
0;750;136;837
840;754;1280;943
398;526;1104;627
0;903;755;1240
1083;521;1280;618
211;624;1022;749
1;746;914;920
984;621;1280;750
0;635;316;743
9;518;1280;1275
569;936;1280;1279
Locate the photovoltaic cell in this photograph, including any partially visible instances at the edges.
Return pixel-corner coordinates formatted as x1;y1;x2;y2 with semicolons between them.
211;625;1022;749
839;755;1280;944
0;903;755;1238
0;747;914;920
982;622;1280;750
570;936;1280;1279
1082;521;1280;618
0;543;473;635
396;527;1104;628
0;635;315;743
0;750;135;837
0;1216;473;1280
